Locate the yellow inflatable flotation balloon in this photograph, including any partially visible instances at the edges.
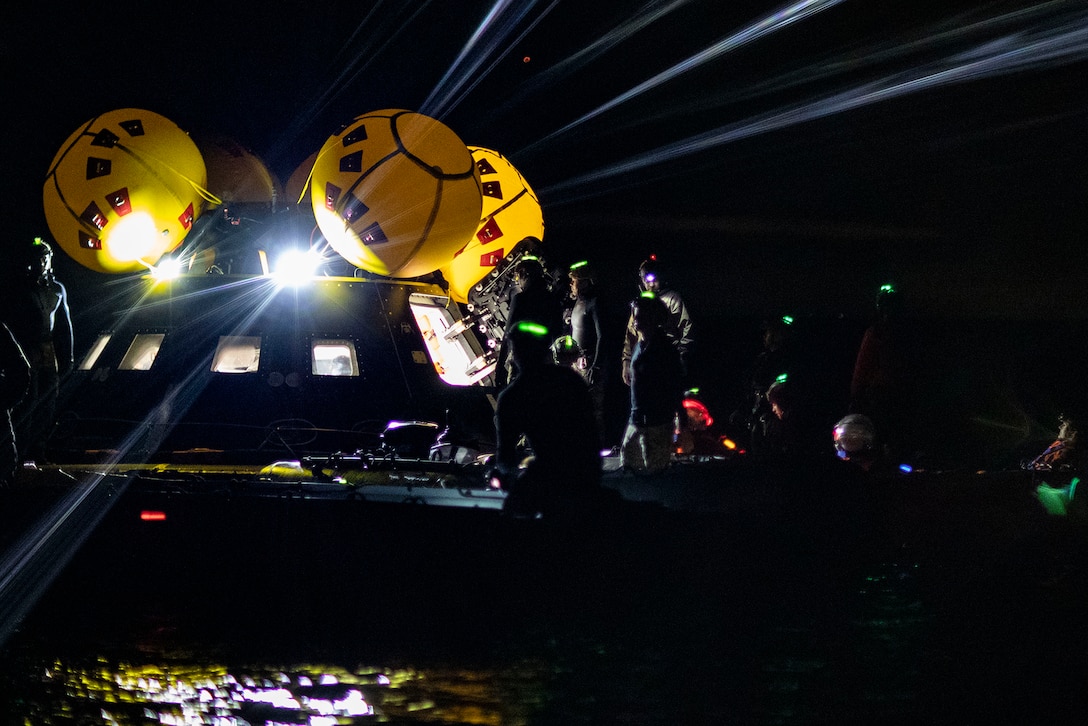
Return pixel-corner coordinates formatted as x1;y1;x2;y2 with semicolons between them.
439;147;544;303
310;109;482;279
42;108;213;274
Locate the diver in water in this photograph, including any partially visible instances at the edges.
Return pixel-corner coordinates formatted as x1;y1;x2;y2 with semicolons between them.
492;321;601;517
832;413;888;474
1;238;73;463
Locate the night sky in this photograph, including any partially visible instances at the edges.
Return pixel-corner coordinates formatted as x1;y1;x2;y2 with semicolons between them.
4;0;1086;320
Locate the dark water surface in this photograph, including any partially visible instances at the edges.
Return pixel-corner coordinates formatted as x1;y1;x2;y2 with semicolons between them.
1;477;1086;725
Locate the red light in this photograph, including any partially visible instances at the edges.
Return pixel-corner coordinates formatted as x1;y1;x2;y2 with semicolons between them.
140;510;167;521
682;398;714;428
324;182;341;211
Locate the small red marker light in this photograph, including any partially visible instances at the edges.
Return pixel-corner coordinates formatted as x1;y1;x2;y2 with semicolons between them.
140;511;167;521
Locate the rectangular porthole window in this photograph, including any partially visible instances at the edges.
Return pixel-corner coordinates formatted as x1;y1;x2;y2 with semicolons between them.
312;339;359;376
211;336;262;373
78;333;112;370
118;333;165;371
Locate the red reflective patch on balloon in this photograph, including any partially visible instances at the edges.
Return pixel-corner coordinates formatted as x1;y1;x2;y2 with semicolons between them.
476;217;503;243
179;203;195;230
106;187;132;216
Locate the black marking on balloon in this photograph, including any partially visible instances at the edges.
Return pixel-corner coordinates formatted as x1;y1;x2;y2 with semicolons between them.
86;157;112;180
91;129;119;148
343;125;368;147
359;221;388;247
119;119;145;137
340;151;363;173
342;194;369;223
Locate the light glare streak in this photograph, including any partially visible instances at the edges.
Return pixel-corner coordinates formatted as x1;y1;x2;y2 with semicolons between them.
528;0;846;150
0;278;292;649
542;14;1088;202
425;0;561;120
0;472;132;648
420;0;558;120
484;0;699;121
270;1;436;166
615;1;1081;135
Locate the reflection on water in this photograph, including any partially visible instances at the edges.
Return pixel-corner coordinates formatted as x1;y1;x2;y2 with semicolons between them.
1;560;931;725
3;655;556;724
2;478;1087;724
758;562;926;725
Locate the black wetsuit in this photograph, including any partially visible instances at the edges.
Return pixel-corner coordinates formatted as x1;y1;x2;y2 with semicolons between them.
496;283;564;387
2;275;73;461
494;361;601;515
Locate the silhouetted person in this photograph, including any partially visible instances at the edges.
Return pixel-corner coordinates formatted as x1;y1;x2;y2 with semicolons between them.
621;293;684;474
621;256;693;385
495;254;564;388
566;260;613;446
493;321;601;517
1;323;31;485
2;238;73;463
737;315;804;454
850;283;913;458
762;375;826;464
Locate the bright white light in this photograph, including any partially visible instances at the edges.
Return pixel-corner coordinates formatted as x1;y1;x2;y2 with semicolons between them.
337;690;374;716
241;687;300;709
410;298;494;386
150;257;183;281
272;248;324;286
105;211;161;264
308;697;336;715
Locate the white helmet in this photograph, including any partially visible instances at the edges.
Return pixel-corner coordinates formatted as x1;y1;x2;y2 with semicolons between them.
833;414;875;460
